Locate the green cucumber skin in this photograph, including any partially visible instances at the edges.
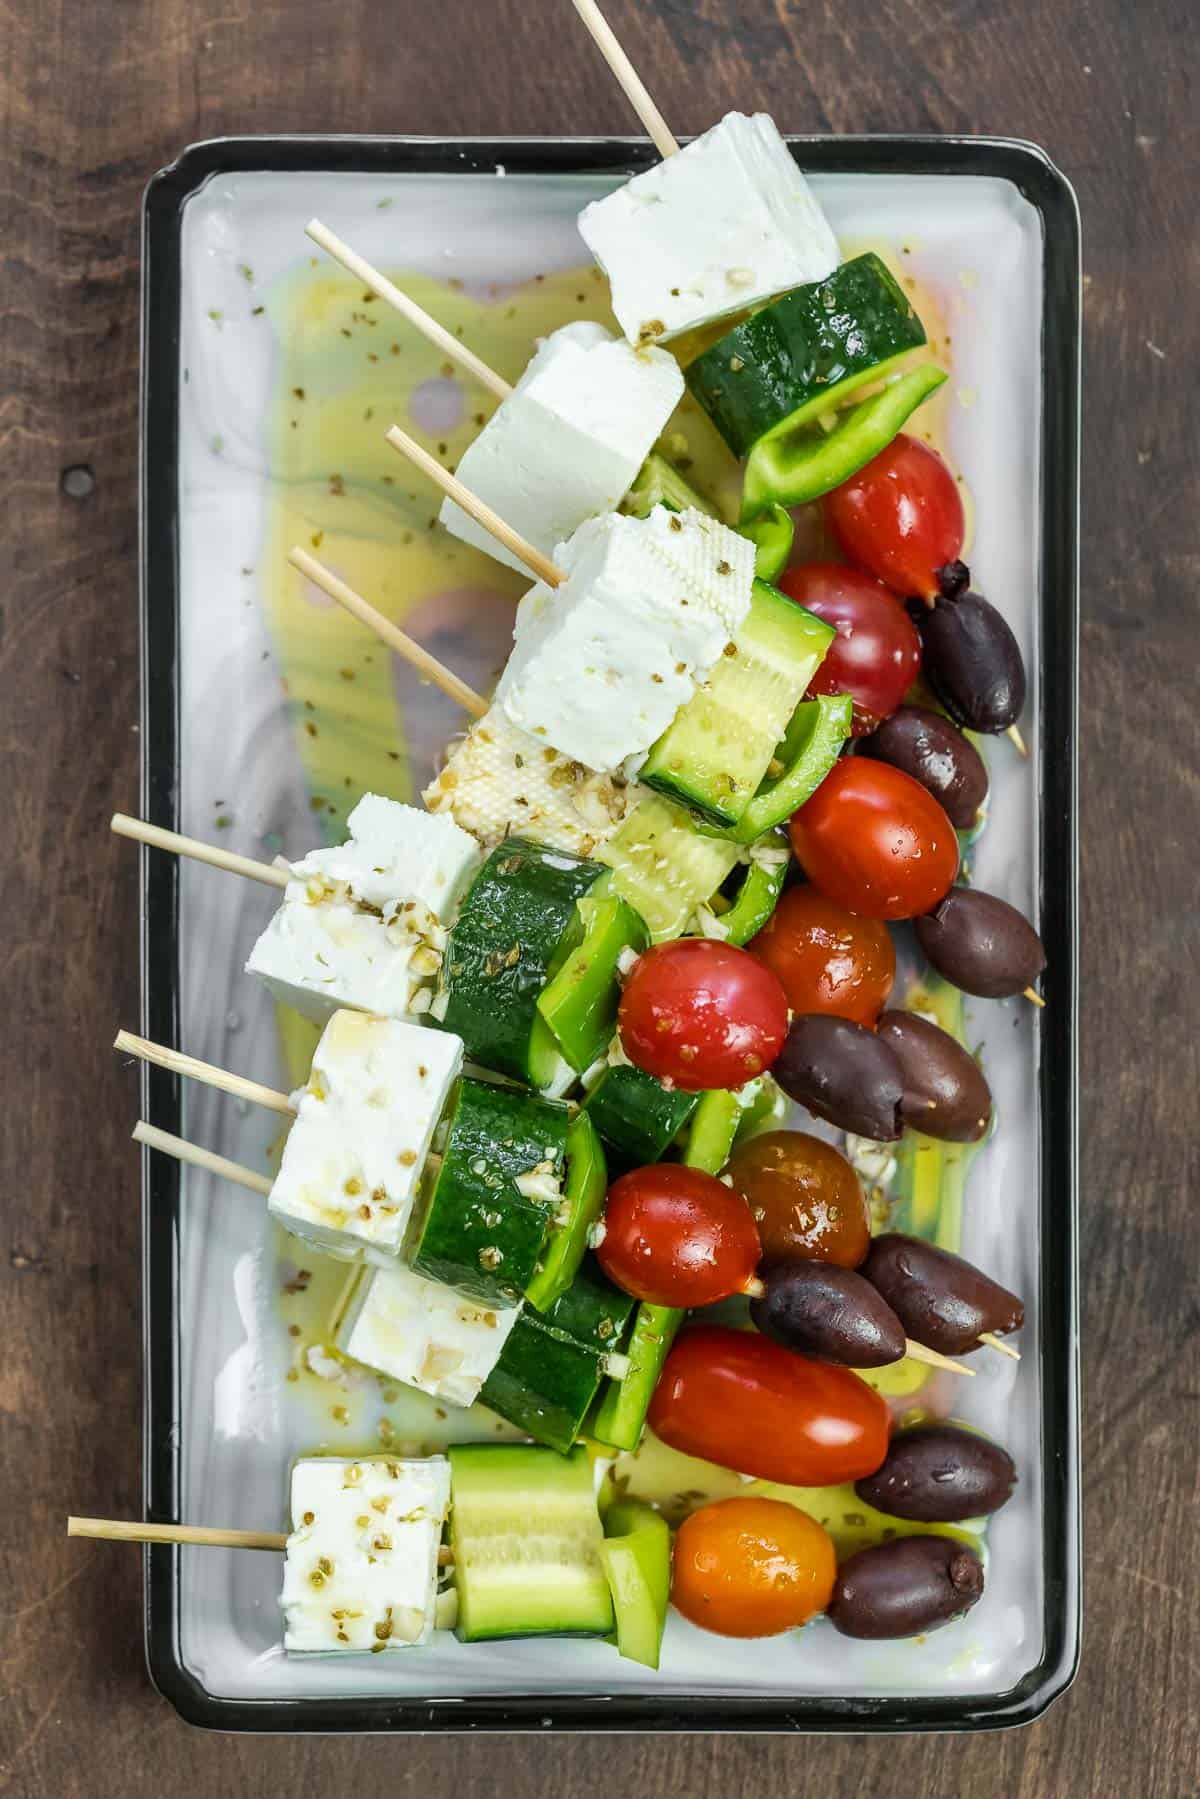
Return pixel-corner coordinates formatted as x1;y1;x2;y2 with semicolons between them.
640;583;835;828
600;1500;671;1670
725;693;853;843
536;893;648;1074
599;794;740;943
524;1110;607;1312
449;1443;613;1639
741;364;947;519
535;1254;636;1357
584;1063;700;1169
687;253;928;457
408;1078;568;1305
480;1319;605;1455
442;838;601;1084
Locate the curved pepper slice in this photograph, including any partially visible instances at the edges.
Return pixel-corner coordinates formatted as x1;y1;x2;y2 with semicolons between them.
716;855;787;946
741;364;948;521
524;1111;608;1313
537;889;648;1072
725;694;853;844
740;503;795;582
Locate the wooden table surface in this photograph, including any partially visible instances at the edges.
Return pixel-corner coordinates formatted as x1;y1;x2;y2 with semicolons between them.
1;0;1196;1791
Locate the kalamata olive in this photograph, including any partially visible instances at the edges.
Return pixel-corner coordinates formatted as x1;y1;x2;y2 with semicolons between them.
750;1261;907;1367
875;1011;992;1142
915;887;1046;999
914;581;1026;734
860;1233;1024;1356
774;1014;903;1140
857;705;988;830
828;1535;985;1638
855;1425;1017;1522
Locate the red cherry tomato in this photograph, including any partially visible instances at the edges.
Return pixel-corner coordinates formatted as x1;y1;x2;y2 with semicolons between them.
824;435;965;602
749;885;896;1025
779;562;921;737
789;759;959;920
672;1498;836;1638
618;940;789;1091
597;1165;761;1307
648;1324;890;1487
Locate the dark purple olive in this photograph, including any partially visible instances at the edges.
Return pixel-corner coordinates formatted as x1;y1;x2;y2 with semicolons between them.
860;1233;1024;1356
828;1535;985;1638
855;1425;1017;1522
774;1014;903;1140
913;579;1026;733
916;887;1046;999
875;1011;992;1143
858;705;988;830
750;1261;907;1367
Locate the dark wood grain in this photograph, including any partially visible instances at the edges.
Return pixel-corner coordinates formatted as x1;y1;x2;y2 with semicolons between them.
1;0;1196;1791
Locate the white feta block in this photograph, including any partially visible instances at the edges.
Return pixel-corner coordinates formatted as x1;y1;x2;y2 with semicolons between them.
334;1260;522;1408
268;1011;463;1262
245;795;476;1026
281;1455;451;1653
440;321;683;573
579;113;840;345
423;706;635;855
493;505;755;772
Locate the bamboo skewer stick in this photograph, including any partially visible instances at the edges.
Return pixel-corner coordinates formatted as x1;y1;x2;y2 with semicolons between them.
905;1341;975;1377
384;424;567;589
1023;987;1046;1008
1006;723;1029;757
116;1031;295;1117
305;219;512;403
979;1332;1021;1361
68;1517;287;1551
111;814;289;889
288;547;489;718
570;0;680;158
133;1121;273;1198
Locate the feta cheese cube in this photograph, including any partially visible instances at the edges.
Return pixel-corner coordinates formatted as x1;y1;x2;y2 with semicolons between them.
281;1455;450;1653
423;706;635;855
440;321;683;573
268;1011;463;1262
334;1260;522;1407
579;113;839;345
245;796;476;1026
493;505;755;772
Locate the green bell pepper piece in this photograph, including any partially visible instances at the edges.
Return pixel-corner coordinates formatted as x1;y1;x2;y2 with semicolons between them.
524;1111;609;1312
682;1086;752;1175
741;364;948;521
537;892;648;1073
599;1499;671;1669
739;503;794;582
716;855;787;946
724;694;852;844
623;452;718;520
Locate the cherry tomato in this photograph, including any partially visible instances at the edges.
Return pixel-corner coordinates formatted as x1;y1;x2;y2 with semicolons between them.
749;885;895;1025
824;435;965;602
789;758;959;920
672;1497;836;1638
779;562;921;736
618;939;789;1091
597;1165;761;1307
725;1130;870;1268
648;1324;890;1486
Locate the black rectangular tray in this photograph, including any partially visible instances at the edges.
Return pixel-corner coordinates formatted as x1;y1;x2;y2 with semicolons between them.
140;132;1080;1733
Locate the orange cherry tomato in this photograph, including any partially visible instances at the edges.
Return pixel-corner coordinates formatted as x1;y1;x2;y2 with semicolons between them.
749;884;896;1025
648;1324;890;1487
789;758;959;921
672;1497;836;1638
725;1130;870;1269
597;1165;762;1308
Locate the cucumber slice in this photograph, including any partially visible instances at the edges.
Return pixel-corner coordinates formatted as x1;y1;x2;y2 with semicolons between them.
724;693;853;844
584;1062;700;1168
407;1077;568;1305
622;452;717;519
598;794;740;941
525;1110;608;1312
600;1499;671;1669
449;1443;613;1640
536;891;648;1073
442;838;602;1087
640;583;834;827
687;253;929;457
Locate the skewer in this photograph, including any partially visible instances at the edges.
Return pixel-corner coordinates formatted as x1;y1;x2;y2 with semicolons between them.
66;1516;456;1563
115;1030;295;1117
288;547;489;717
111;813;289;889
1023;987;1046;1008
979;1332;1021;1361
570;0;680;158
133;1120;273;1198
384;424;566;589
305;219;512;403
905;1341;975;1377
1006;723;1029;757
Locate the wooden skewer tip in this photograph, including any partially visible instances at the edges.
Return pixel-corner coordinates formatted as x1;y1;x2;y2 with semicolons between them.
904;1340;975;1377
742;1277;767;1300
979;1332;1022;1361
1006;722;1029;757
1023;987;1046;1008
570;0;680;159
